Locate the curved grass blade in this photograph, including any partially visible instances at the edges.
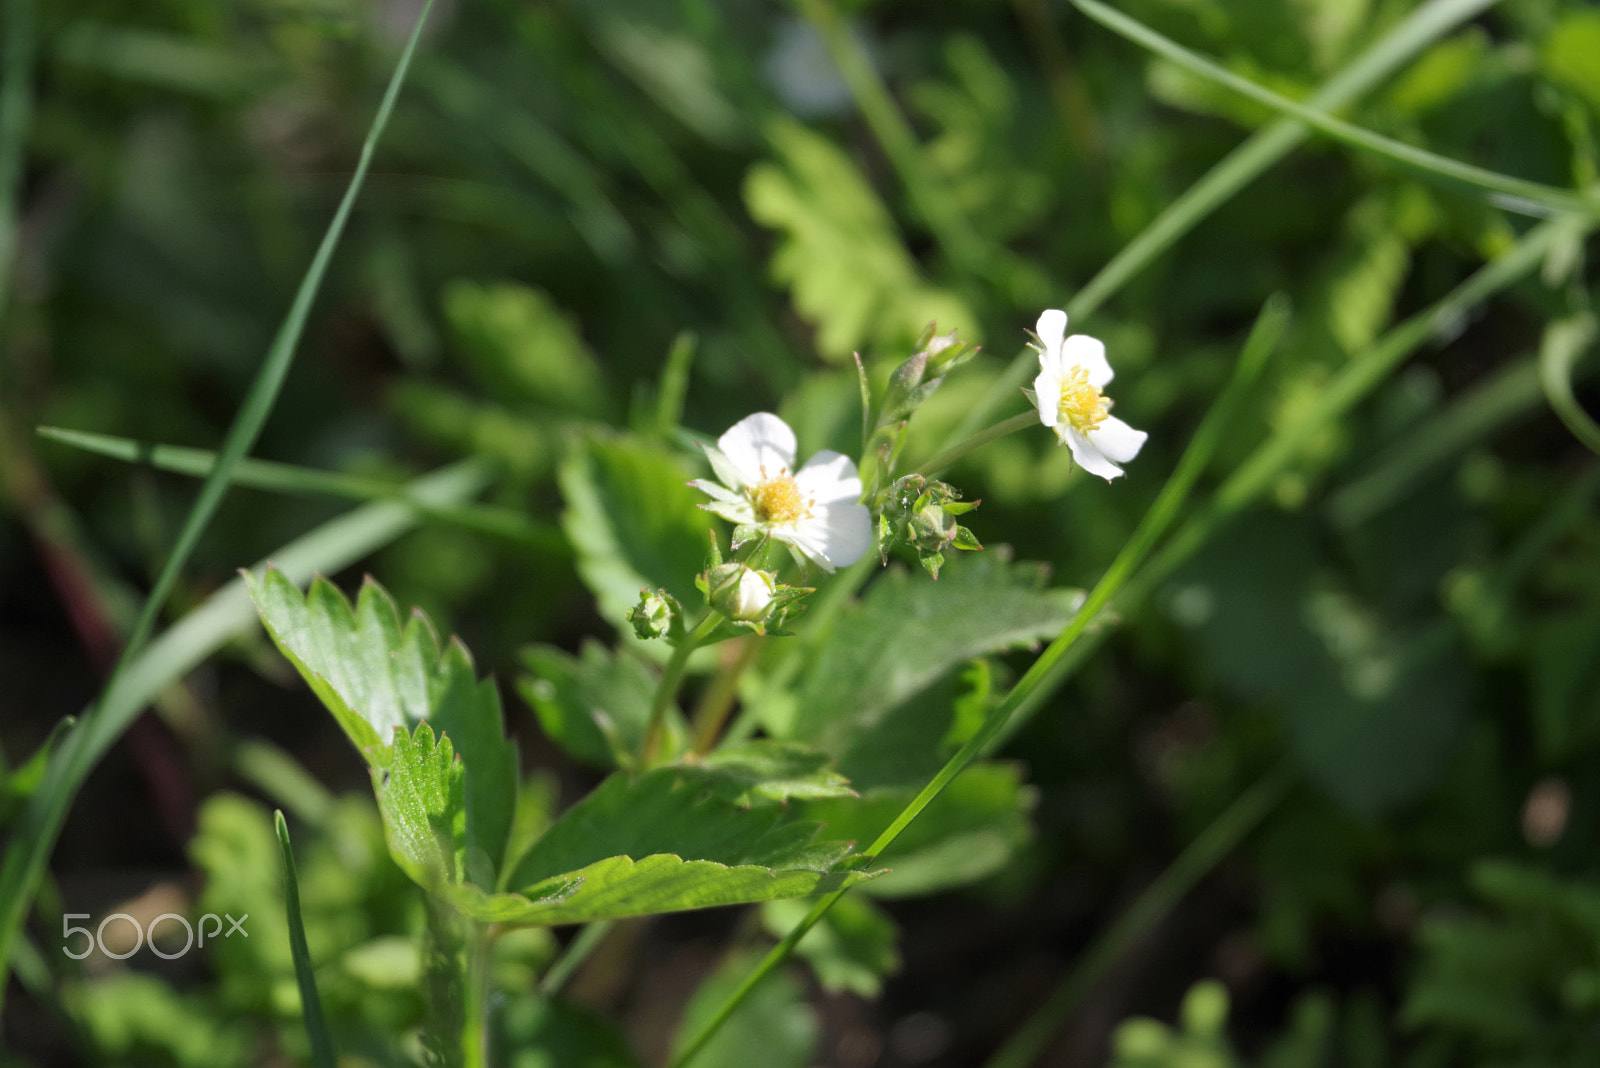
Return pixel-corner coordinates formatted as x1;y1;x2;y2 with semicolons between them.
275;811;338;1068
36;425;564;552
1330;356;1546;527
955;0;1501;439
792;0;989;281
0;0;36;327
0;459;484;994
1539;313;1600;455
1072;0;1600;220
983;765;1294;1068
669;297;1292;1068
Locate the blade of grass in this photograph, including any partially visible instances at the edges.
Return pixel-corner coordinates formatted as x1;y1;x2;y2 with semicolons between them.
654;333;697;440
0;459;484;993
236;740;335;828
539;921;615;997
984;764;1294;1068
954;0;1501;439
1073;0;1600;219
36;426;565;552
1538;313;1600;455
792;0;990;280
1329;356;1546;527
275;811;338;1068
670;296;1291;1068
0;0;35;330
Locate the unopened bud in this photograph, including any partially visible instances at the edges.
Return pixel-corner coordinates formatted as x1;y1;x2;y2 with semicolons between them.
626;588;677;639
708;563;778;622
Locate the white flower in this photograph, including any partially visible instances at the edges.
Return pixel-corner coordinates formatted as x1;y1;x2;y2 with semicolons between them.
690;412;872;572
1030;309;1147;480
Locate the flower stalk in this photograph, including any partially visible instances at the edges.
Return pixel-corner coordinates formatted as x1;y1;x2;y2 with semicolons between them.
640;610;723;767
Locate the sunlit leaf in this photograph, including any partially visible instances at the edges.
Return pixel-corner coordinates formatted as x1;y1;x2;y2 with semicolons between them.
245;570;516;882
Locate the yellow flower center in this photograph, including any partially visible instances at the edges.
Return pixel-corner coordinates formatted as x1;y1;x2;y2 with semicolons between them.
752;470;808;524
1057;367;1110;432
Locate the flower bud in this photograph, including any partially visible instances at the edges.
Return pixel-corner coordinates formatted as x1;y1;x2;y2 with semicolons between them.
626;588;678;640
708;563;778;622
910;502;961;553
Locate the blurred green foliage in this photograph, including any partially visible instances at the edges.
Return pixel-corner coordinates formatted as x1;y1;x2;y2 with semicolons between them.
4;0;1600;1063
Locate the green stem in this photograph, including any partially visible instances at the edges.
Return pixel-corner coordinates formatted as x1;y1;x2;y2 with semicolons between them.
909;411;1038;482
36;426;565;552
462;927;495;1068
690;636;764;754
539;921;614;997
670;297;1289;1068
984;765;1294;1068
642;612;722;766
720;552;875;746
1538;313;1600;455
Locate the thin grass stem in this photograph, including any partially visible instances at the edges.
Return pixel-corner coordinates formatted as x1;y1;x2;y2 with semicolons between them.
1073;0;1600;219
984;765;1294;1068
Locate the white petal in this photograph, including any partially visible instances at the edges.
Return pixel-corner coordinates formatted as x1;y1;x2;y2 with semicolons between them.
1064;427;1125;480
717;412;797;488
1087;416;1147;465
1060;334;1113;389
1031;367;1062;428
793;450;861;505
789;502;872;571
1036;309;1068;363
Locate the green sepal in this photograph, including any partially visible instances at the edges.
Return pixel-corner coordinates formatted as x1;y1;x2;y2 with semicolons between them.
951;526;983;551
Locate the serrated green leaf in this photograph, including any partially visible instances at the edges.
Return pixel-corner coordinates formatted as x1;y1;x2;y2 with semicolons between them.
245;570;515;881
371;723;467;887
414;768;878;927
762;894;899;997
447;854;875;928
777;554;1082;786
797;763;1034;898
512;769;852;887
745;117;976;361
696;741;857;806
517;640;667;770
558;434;710;634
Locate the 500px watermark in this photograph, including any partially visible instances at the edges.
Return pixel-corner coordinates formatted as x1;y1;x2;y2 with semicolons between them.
62;912;248;960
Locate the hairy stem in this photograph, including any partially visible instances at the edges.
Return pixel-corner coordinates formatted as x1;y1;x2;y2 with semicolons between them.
642;612;723;766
